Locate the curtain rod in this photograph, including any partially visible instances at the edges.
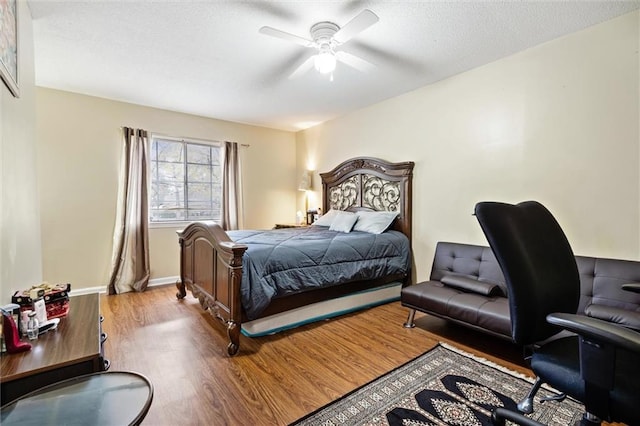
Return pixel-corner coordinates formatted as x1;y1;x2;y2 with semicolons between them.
119;127;250;147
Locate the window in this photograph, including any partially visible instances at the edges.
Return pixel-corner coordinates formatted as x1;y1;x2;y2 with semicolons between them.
149;136;222;223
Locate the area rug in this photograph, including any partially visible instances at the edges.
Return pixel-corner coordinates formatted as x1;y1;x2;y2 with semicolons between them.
291;343;584;426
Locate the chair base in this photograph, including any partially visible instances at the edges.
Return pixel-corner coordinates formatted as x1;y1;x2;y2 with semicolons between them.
517;376;542;414
491;408;601;426
578;412;601;426
517;375;566;414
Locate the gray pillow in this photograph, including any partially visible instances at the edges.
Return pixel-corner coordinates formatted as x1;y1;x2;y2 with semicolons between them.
441;274;503;297
329;211;358;233
353;211;398;234
313;209;340;227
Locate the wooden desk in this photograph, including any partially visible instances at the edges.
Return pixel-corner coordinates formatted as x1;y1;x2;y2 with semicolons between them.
0;293;108;404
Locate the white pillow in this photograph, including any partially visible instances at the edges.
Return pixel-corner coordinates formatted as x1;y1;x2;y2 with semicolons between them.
329;211;358;233
313;209;340;227
353;211;399;234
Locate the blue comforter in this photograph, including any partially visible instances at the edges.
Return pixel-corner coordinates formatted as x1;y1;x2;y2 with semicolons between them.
228;226;411;320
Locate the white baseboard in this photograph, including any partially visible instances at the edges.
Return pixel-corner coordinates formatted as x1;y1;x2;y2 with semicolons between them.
69;276;180;297
149;276;180;288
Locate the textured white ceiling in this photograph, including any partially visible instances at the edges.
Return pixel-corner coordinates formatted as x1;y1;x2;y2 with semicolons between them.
28;1;640;131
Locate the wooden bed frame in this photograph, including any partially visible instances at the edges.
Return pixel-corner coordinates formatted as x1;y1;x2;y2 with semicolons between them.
176;157;414;355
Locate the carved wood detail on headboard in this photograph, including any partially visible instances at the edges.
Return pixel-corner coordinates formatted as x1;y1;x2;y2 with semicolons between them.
320;157;415;242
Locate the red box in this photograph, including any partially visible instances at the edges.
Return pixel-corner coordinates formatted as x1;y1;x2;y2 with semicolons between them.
12;283;71;319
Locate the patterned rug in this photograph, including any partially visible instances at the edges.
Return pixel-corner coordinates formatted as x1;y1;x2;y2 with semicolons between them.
291;343;584;426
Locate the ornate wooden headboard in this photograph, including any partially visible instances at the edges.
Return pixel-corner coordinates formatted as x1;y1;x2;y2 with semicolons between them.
319;157;415;242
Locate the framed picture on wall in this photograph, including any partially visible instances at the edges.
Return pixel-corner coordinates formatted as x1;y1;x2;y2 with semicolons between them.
0;0;19;98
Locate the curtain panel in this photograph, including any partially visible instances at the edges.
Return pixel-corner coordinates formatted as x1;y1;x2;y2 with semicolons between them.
108;127;150;294
221;141;243;230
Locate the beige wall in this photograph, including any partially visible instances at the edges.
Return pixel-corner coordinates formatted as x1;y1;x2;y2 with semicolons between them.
26;10;640;294
298;11;640;284
36;89;296;290
1;1;42;303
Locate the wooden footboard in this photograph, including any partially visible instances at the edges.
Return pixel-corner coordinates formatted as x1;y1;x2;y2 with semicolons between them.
176;221;247;356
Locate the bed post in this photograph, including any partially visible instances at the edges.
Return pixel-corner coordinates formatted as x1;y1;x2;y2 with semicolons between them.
224;247;245;356
176;236;187;300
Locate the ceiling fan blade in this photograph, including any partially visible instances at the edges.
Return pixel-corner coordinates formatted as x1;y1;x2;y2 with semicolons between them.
333;9;379;44
335;51;375;72
259;26;314;47
348;40;427;72
288;55;316;79
244;1;298;21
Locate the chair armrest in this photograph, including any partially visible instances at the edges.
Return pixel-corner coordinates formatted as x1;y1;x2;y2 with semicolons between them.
622;283;640;294
547;312;640;353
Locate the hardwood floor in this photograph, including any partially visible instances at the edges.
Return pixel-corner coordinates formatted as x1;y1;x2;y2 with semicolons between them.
100;285;532;425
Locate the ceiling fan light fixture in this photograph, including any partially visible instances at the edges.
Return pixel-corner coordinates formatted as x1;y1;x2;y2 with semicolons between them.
314;51;336;74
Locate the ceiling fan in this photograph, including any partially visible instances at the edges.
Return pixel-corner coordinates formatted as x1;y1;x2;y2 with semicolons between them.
259;9;379;79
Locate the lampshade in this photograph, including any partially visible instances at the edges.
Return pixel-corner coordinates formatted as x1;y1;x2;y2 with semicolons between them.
314;52;336;74
298;170;311;191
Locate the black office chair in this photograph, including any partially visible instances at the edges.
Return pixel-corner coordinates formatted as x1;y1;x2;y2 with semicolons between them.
474;201;640;425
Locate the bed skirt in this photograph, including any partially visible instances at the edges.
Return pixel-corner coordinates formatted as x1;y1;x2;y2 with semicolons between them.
241;282;402;337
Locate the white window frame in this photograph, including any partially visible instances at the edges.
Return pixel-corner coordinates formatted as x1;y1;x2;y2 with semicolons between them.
148;134;222;228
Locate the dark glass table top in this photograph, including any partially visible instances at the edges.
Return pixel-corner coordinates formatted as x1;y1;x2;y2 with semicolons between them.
1;371;153;426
